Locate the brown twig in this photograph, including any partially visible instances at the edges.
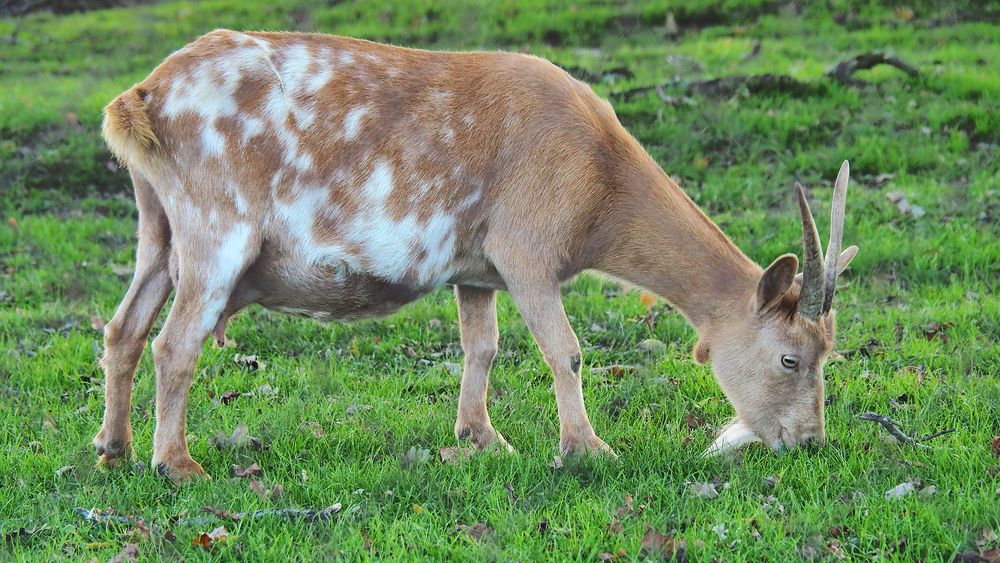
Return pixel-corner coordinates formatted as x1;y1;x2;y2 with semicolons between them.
827;52;919;85
918;428;956;442
859;412;954;448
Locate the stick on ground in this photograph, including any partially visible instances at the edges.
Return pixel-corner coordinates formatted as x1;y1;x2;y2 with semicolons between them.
827;52;919;85
859;412;953;447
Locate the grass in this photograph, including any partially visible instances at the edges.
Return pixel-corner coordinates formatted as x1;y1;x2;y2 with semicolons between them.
1;0;999;560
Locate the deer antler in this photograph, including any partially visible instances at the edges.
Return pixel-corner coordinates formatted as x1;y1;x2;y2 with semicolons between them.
822;161;850;314
796;182;825;319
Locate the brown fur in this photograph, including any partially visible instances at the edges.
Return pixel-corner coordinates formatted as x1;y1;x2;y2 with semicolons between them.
95;30;856;481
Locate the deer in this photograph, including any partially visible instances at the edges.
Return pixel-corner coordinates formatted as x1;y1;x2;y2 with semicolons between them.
96;30;857;482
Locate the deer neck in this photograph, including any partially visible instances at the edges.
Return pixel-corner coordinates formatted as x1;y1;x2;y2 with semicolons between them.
592;150;762;332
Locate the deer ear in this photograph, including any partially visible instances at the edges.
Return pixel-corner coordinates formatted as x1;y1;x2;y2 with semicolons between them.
756;254;798;313
693;338;711;364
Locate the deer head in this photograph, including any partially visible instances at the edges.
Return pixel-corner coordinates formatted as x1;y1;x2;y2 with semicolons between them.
702;161;858;456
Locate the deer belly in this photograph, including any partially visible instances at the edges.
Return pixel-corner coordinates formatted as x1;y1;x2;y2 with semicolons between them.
247;257;429;322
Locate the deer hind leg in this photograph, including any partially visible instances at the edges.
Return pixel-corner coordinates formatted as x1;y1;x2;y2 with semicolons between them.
453;286;513;453
149;223;258;483
507;280;616;458
94;174;173;468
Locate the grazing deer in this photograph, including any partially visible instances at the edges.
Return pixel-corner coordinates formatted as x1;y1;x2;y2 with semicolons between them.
97;30;857;482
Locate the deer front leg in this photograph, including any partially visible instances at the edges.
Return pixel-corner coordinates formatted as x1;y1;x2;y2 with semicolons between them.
453;286;513;452
94;176;172;468
508;281;615;457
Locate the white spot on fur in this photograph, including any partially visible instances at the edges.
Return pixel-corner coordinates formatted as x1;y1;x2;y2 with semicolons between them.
199;223;252;332
343;106;369;141
338;51;355;66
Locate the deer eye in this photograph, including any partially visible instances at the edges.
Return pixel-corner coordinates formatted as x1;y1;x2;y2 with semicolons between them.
780;354;799;369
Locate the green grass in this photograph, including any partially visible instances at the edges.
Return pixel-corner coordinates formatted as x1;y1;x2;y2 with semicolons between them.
1;0;998;560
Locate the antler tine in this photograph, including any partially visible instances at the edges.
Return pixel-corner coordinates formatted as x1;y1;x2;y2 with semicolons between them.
822;160;849;313
796;182;825;319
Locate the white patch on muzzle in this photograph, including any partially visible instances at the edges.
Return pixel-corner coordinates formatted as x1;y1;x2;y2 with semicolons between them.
703;419;761;457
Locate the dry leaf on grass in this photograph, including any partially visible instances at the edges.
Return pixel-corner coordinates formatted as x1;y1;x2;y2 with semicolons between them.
458;522;494;542
249;479;283;501
192;526;228;549
438;446;474;464
232;353;265;371
210;423;262;451
599;548;628;560
220;391;241;405
400;446;431;468
885;481;917;500
687;482;719;499
231;463;261;478
109;543;139;563
991;436;1000;456
641;525;685;560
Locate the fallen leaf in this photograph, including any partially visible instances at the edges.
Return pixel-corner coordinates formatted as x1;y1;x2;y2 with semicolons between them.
458;522;494;542
592;365;635;378
885;481;916;500
412;503;426;513
220;391;241;405
886;192;925;218
828;525;847;538
599;548;627;560
249;479;283;501
640;525;683;559
981;547;1000;563
232;353;265;371
605;517;624;534
55;465;75;477
7;217;18;232
108;543;138;563
192;526;228;549
616;493;635;517
639;292;657;310
302;421;324;437
202;506;240;521
688;482;719;499
549;455;563;469
638;338;666;354
992;436;1000;456
231;463;261;478
826;539;846;559
127;520;150;542
924;321;952;342
400;446;431;468
438;446;474;464
210;423;262;451
685;412;706;430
